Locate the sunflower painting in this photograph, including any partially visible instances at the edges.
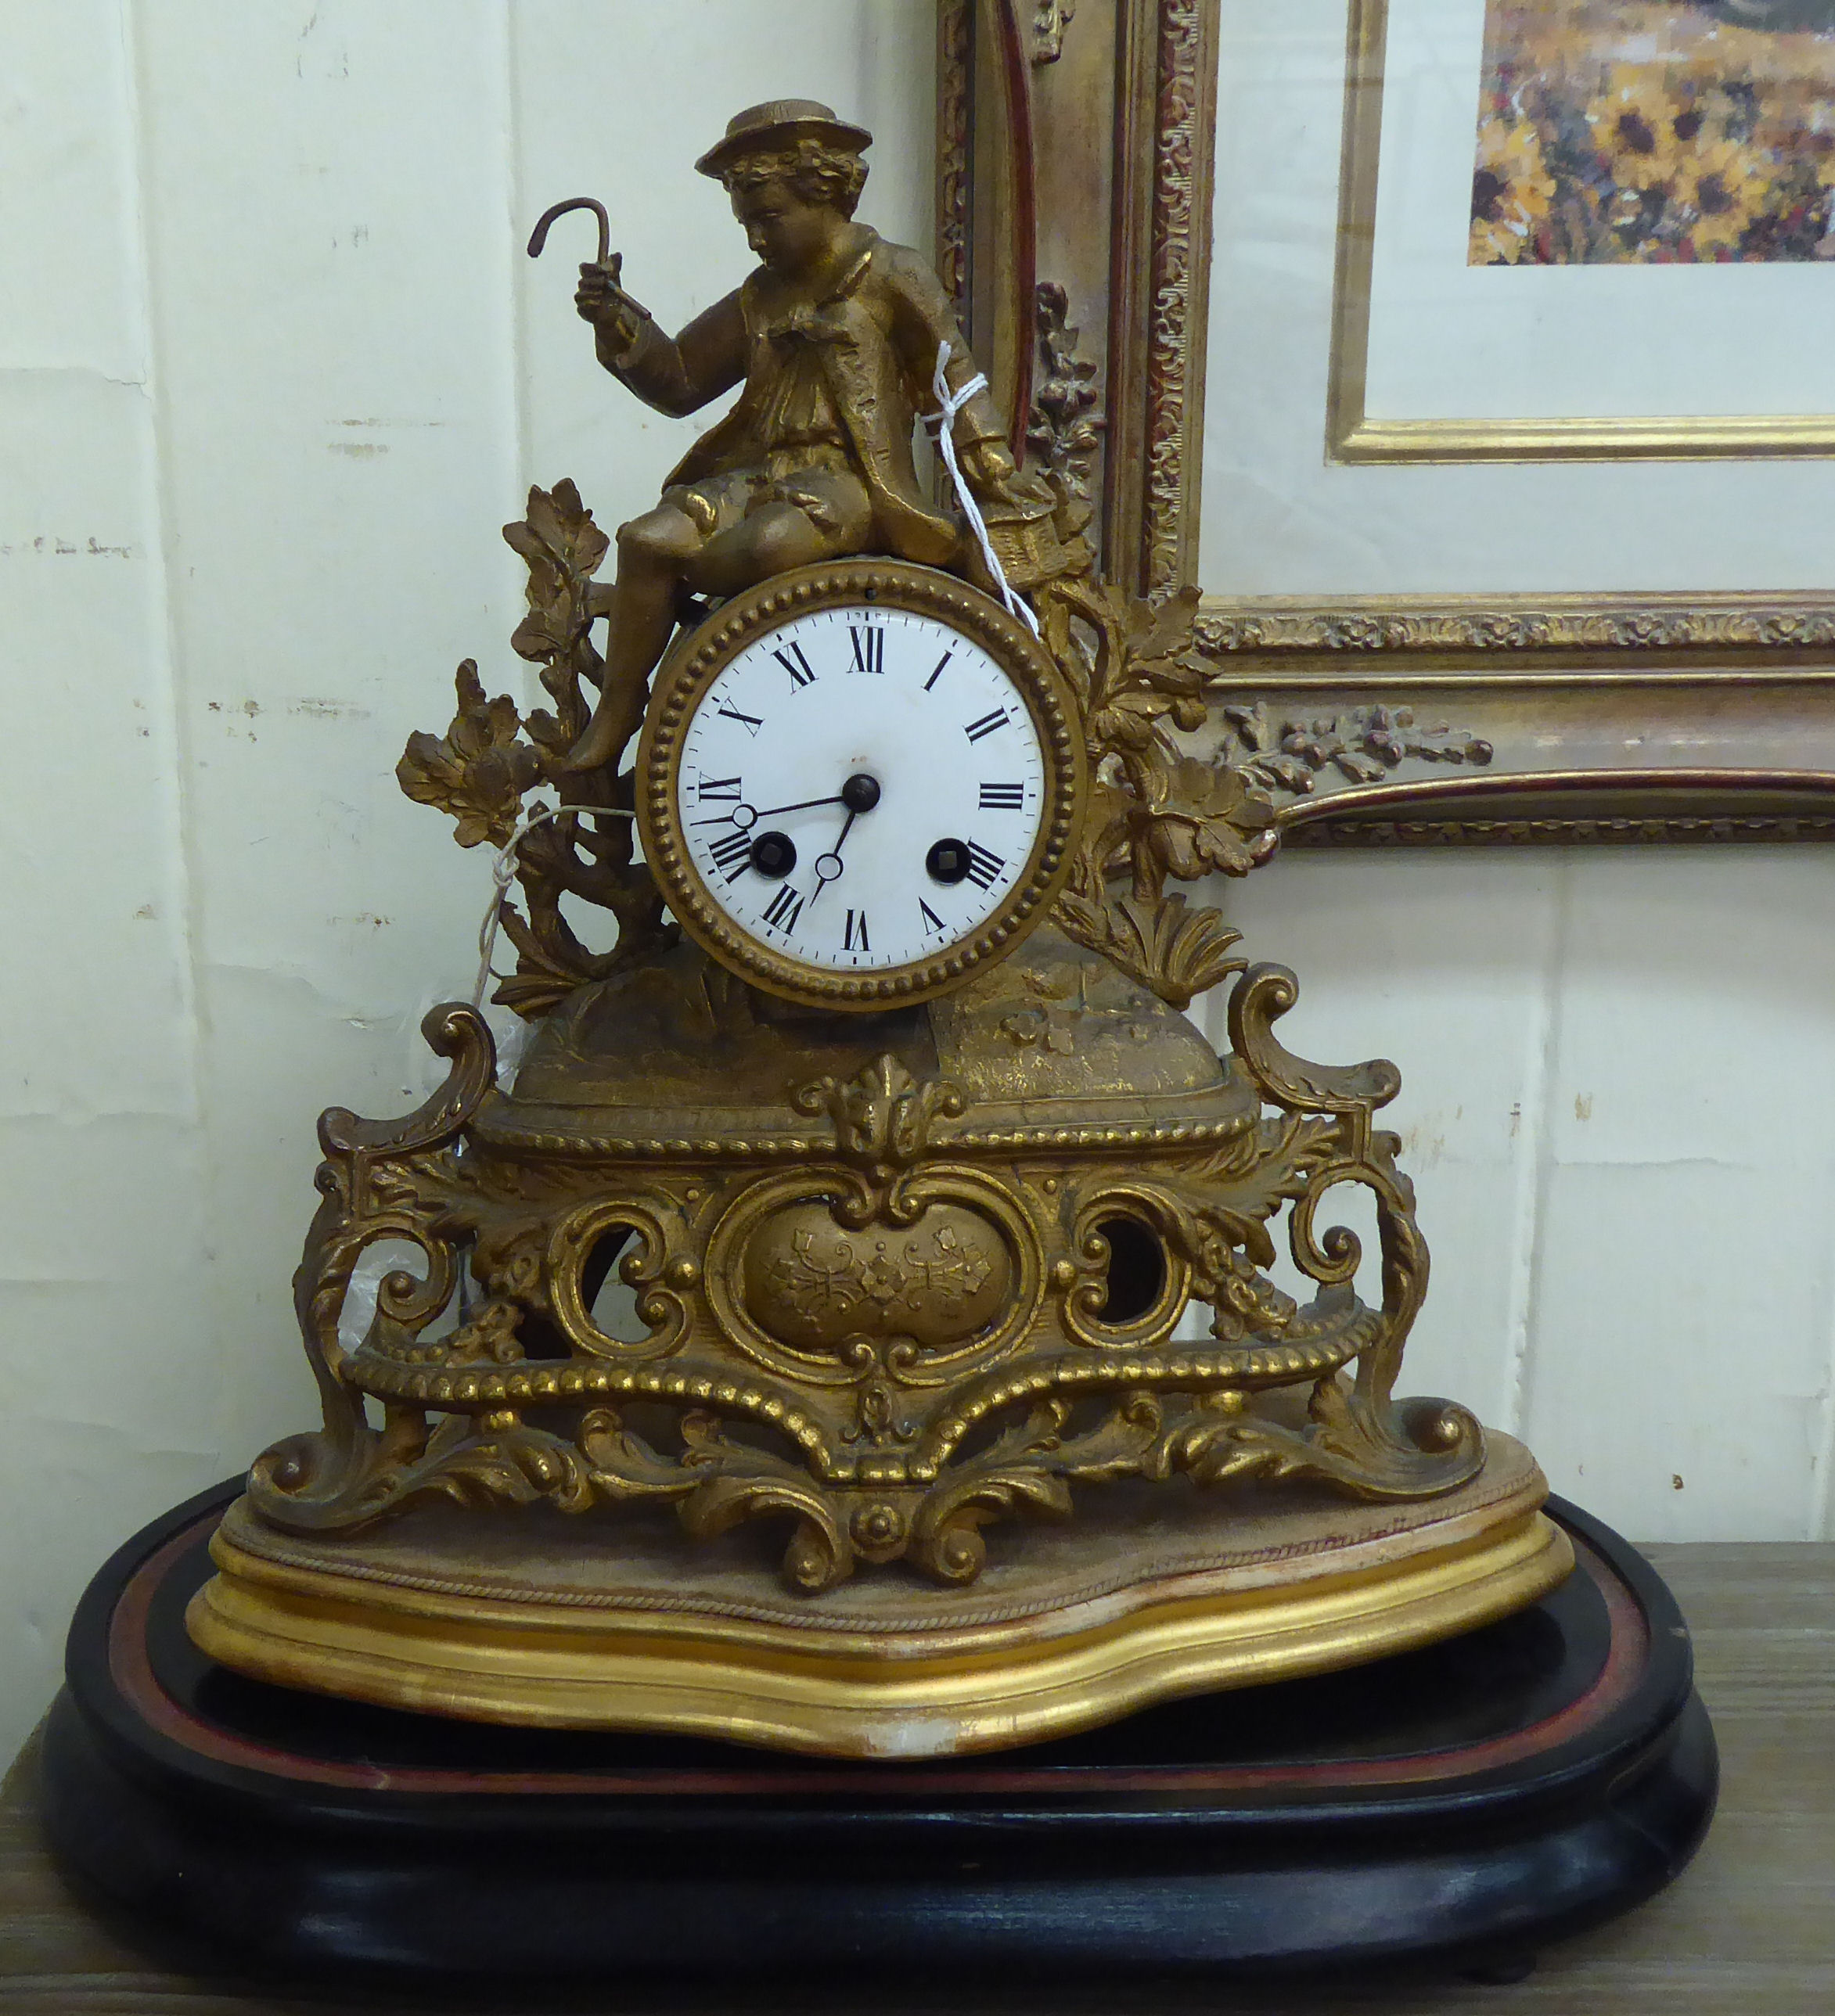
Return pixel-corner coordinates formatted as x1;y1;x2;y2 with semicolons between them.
1471;1;1835;263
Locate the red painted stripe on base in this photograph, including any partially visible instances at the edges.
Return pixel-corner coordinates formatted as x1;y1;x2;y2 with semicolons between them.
108;1513;1646;1801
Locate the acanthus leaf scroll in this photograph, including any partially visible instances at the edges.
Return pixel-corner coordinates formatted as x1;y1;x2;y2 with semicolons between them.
396;480;672;1017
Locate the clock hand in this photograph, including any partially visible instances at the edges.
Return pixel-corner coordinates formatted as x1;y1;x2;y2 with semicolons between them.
691;802;758;831
754;792;846;819
809;809;858;904
813;774;884;905
756;774;881;819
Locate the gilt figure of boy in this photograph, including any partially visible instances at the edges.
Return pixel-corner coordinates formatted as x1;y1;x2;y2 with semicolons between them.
566;99;1031;771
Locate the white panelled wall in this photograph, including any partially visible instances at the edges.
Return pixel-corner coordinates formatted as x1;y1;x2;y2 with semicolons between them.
2;2;1832;1767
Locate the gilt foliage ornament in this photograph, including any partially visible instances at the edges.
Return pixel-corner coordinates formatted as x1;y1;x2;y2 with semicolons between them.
398;481;672;1016
1026;281;1103;514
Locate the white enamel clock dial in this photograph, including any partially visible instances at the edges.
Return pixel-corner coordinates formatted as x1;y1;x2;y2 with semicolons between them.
680;606;1042;970
639;565;1084;1009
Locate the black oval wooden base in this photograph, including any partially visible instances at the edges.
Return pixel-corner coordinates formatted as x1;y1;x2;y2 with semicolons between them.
40;1482;1716;1995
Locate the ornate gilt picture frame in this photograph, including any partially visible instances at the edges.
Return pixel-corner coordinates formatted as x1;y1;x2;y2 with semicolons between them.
940;0;1835;845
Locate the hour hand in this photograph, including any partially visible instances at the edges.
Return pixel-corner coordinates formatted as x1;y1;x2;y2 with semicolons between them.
809;810;858;905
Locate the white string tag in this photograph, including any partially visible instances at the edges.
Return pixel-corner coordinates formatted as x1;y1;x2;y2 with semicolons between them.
472;802;635;1010
928;342;1042;638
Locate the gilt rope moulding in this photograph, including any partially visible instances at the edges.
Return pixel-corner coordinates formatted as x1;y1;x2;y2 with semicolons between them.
165;88;1574;1752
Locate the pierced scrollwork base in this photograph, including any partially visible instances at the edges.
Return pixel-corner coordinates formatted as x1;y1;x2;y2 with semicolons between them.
245;949;1481;1595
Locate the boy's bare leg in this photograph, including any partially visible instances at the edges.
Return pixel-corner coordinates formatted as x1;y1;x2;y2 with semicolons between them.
567;504;703;770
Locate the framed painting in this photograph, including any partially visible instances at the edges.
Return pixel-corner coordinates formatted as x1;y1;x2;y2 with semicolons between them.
1337;0;1835;461
941;0;1835;843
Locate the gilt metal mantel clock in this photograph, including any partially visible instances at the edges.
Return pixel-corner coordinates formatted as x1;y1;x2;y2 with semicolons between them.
181;98;1574;1759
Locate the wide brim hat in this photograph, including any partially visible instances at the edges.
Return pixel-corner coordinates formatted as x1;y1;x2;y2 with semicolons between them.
696;99;873;181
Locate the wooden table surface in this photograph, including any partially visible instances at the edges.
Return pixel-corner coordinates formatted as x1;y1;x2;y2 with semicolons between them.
2;1542;1830;2014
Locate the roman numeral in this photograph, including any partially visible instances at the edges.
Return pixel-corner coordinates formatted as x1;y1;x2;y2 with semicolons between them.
978;782;1024;810
963;841;1005;889
707;828;754;880
762;884;805;934
919;898;946;936
772;642;816;688
924;652;952;692
963;708;1009;743
848;626;884;676
843;908;869;951
697;774;743;801
716;703;763;735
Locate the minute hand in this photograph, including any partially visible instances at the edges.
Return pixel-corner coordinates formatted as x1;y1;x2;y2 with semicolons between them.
755;792;847;818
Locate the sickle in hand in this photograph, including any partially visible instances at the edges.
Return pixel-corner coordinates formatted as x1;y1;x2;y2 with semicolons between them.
527;196;612;266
